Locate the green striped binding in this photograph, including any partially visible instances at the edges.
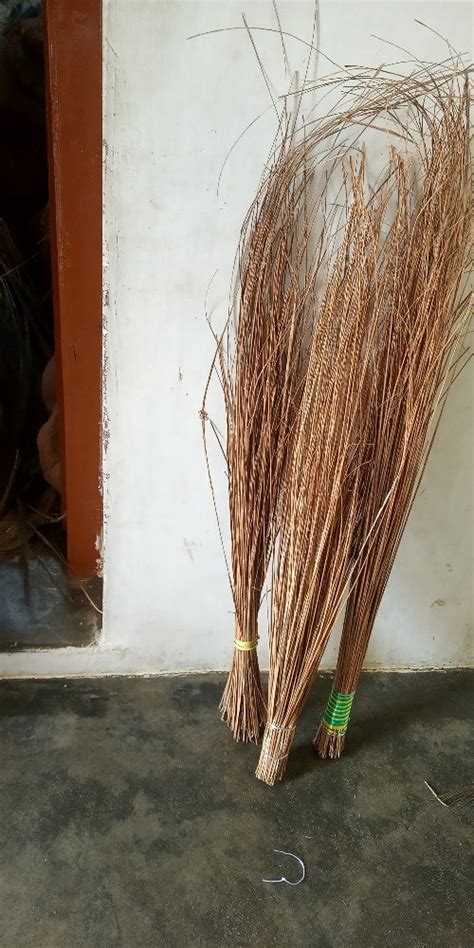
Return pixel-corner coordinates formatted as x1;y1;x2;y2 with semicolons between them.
322;689;355;734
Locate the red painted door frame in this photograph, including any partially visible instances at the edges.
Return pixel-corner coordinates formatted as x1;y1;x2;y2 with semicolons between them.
44;0;102;578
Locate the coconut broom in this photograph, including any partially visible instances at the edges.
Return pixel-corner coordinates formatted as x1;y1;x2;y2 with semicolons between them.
255;157;401;784
202;117;318;741
203;58;466;746
314;70;472;758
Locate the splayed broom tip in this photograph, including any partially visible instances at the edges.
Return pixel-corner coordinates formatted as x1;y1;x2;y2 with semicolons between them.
219;645;266;743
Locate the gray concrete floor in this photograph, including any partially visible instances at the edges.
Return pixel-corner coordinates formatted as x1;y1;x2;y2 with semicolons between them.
0;671;472;948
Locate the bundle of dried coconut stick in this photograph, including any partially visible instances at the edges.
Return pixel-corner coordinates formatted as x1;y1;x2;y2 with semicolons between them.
202;49;471;782
314;68;472;759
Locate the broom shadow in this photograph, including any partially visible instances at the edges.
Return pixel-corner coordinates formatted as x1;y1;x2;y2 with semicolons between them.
284;670;473;781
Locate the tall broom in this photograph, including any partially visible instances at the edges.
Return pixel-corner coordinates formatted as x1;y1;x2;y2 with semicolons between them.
255;158;401;783
202;118;318;741
314;70;472;759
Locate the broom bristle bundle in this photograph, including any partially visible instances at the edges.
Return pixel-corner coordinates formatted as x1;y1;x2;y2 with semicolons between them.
255;721;296;785
219;648;266;742
203;51;471;768
255;157;391;783
314;67;472;761
203;113;315;741
313;723;345;760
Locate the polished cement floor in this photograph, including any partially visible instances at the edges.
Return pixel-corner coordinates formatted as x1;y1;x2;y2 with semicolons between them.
0;671;472;947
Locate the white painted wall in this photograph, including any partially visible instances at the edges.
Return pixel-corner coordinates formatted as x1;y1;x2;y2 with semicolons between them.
2;0;472;678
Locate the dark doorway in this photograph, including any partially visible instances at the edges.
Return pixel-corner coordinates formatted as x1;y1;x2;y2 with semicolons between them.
0;0;102;650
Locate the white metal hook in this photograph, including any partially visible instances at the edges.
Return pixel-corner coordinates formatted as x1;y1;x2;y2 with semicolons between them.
262;849;306;886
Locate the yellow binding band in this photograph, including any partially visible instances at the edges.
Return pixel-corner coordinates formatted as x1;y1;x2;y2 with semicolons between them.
234;636;259;652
